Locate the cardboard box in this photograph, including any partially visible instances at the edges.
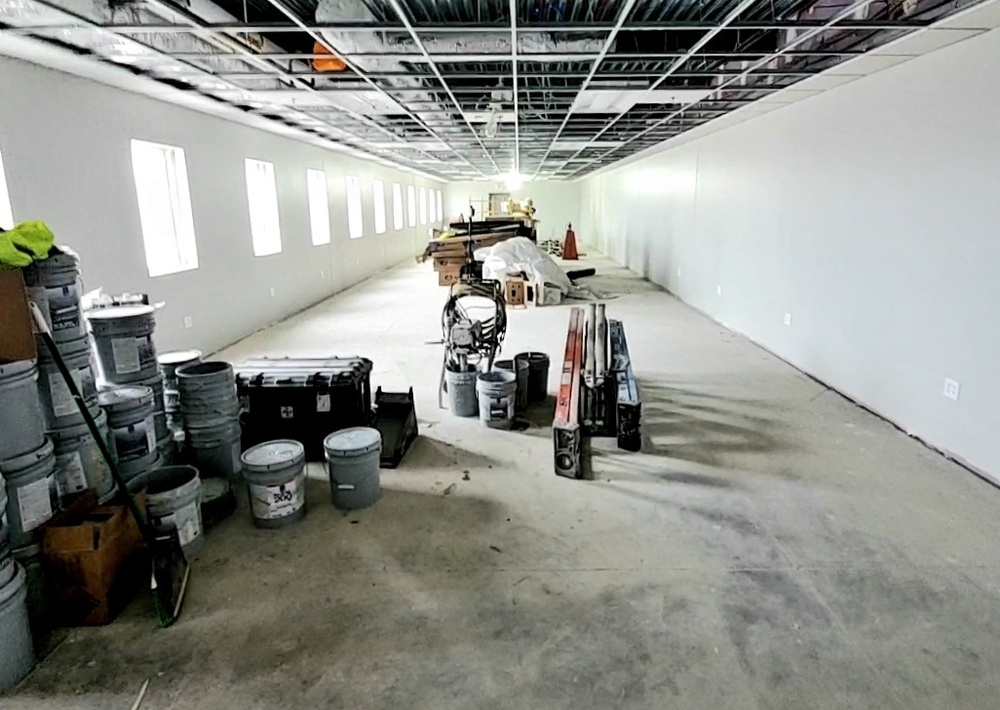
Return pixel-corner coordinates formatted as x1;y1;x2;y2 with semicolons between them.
0;269;37;363
43;499;147;626
504;276;526;307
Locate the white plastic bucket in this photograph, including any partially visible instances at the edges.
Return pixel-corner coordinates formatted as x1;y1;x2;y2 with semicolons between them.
324;428;382;510
144;465;203;559
445;364;479;417
24;252;85;344
241;440;307;528
476;370;517;429
36;334;98;429
86;304;158;384
49;407;117;505
98;386;156;464
0;565;35;691
0;361;46;462
0;439;57;548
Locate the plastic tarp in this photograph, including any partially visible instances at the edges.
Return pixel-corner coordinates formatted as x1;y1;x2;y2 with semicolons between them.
478;237;573;295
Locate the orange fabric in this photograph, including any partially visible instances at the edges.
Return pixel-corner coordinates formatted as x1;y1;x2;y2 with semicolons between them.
312;41;347;72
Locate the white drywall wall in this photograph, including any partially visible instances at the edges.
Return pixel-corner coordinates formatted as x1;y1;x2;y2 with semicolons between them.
579;28;1000;480
444;180;580;242
0;55;440;354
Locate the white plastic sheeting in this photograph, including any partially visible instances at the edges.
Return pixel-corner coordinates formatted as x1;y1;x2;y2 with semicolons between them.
479;237;572;297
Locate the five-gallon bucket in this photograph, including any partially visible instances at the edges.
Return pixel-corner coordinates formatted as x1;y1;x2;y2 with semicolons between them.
187;420;242;481
144;465;203;559
86;304;158;384
324;428;382;510
0;565;35;691
50;407;116;505
23;251;85;344
176;362;239;427
494;359;529;413
12;543;49;651
445;364;479;417
158;349;202;390
516;352;550;403
98;386;156;464
476;371;517;429
36;334;98;429
241;440;307;528
0;440;57;549
0;361;45;462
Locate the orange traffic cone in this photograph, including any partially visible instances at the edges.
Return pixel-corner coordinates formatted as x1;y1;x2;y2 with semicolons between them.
563;223;579;260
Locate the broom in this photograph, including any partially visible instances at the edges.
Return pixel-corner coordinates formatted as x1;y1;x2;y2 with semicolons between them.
30;303;190;627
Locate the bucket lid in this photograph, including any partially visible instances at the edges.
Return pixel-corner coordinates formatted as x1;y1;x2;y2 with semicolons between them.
478;370;516;384
242;440;305;472
86;304;155;322
158;349;202;366
0;359;37;380
98;385;154;411
0;438;54;475
324;427;381;457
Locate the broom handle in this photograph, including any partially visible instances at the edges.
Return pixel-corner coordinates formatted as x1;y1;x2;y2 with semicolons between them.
29;303;155;545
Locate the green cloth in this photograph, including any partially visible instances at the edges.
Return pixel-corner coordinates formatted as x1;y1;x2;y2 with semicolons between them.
0;221;55;270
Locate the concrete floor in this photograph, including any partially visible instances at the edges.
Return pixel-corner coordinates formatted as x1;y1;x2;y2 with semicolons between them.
6;255;1000;709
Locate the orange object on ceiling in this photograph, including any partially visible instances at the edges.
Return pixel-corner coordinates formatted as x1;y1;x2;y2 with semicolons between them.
312;41;347;72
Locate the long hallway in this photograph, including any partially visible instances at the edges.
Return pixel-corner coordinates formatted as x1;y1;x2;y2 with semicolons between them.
7;256;1000;709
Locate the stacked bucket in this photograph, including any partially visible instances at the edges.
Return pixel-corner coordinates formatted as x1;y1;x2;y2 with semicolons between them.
86;303;169;492
175;362;242;482
157;349;202;444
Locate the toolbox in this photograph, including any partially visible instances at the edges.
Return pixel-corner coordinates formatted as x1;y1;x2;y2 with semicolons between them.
235;357;373;461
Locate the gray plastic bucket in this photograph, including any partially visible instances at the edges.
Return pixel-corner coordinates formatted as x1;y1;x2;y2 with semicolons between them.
0;490;11;589
0;439;57;548
495;359;529;413
0;361;45;462
517;352;550;403
158;349;202;389
13;543;49;651
324;428;382;510
0;564;34;691
86;304;158;384
134;373;169;441
476;371;517;429
123;453;163;496
187;420;242;481
176;362;239;427
445;364;479;417
241;440;307;528
50;407;117;505
145;465;203;559
24;252;85;344
99;386;156;467
36;334;98;429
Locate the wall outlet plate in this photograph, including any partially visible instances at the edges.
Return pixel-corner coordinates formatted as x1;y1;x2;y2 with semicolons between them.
183;316;193;329
943;378;961;401
784;313;792;326
269;286;276;297
320;269;326;279
717;285;723;295
676;267;682;277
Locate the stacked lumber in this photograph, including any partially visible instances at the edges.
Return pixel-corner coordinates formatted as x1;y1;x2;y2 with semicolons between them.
419;226;520;286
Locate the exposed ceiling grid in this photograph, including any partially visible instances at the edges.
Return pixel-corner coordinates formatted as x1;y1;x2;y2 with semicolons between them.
0;0;993;179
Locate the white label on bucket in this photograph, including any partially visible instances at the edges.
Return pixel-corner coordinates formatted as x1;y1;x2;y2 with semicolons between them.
155;500;201;548
56;451;88;497
249;474;305;520
17;475;54;531
144;414;157;455
316;393;331;413
137;336;157;371
48;369;83;417
111;337;141;375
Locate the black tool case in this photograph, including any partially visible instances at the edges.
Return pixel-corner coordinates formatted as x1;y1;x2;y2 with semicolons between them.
235;357;374;461
372;388;418;468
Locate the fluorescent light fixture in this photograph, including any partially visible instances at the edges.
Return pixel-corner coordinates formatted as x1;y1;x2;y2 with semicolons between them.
500;171;527;191
571;89;714;114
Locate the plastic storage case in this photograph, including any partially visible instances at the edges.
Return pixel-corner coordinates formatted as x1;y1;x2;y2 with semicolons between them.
235;358;373;461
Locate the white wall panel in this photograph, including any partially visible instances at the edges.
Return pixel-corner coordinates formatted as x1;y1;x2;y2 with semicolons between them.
0;55;438;354
579;28;1000;480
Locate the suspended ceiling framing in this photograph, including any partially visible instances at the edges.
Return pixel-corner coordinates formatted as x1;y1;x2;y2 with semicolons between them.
0;0;992;180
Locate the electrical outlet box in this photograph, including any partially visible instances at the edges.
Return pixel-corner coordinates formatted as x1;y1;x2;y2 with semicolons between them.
320;269;326;279
717;285;722;296
183;316;193;330
943;378;961;401
269;286;276;297
676;268;682;277
784;313;792;326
